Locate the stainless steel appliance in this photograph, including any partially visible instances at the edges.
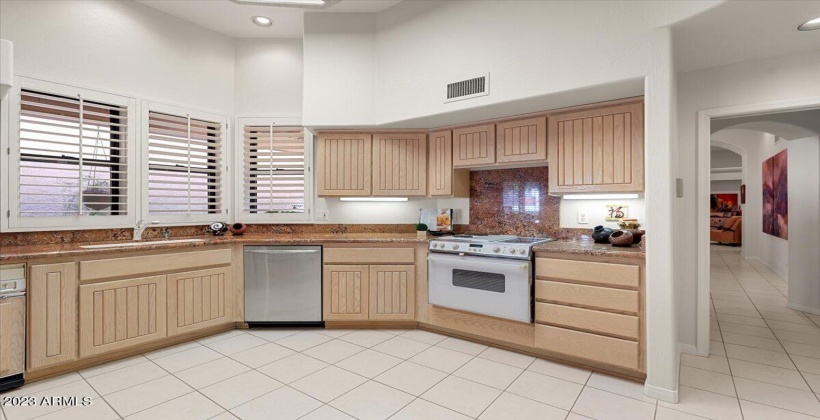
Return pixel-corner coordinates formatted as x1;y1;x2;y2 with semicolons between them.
0;264;26;392
244;246;323;326
428;235;552;323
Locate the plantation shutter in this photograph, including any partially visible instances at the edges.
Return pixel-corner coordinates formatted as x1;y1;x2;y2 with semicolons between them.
147;111;223;215
18;89;129;217
242;125;306;215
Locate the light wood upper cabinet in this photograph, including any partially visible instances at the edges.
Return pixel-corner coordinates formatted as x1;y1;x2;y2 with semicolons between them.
28;262;77;370
167;267;233;336
496;116;547;164
78;275;167;358
453;124;496;168
0;296;25;377
548;100;644;193
369;265;415;321
323;265;369;321
428;130;470;197
372;133;427;196
317;133;372;196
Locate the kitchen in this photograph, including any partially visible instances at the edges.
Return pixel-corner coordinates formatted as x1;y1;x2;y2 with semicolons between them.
1;1;819;420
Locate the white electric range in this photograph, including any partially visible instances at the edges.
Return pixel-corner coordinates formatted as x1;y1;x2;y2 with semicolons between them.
427;234;553;323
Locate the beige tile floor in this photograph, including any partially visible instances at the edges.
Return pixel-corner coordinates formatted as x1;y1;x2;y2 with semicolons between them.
1;245;817;420
677;245;820;420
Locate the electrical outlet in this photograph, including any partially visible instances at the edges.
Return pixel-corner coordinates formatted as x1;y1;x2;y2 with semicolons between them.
577;212;589;224
316;210;329;221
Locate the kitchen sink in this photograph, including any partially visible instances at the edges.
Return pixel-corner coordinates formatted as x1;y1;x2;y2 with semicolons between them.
79;239;206;249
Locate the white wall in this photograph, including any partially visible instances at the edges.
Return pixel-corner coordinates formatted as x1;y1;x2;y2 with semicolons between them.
0;0;235;115
559;199;646;229
711;149;741;168
710;180;740;194
302;13;376;126
675;50;820;347
235;38;303;117
788;137;820;314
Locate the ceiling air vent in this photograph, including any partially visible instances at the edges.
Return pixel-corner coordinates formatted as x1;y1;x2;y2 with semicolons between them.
445;73;489;103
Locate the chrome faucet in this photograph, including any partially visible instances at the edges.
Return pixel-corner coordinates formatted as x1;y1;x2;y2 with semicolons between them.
133;219;161;241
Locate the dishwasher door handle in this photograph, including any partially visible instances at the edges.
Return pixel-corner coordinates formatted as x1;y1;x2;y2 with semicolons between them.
246;249;320;254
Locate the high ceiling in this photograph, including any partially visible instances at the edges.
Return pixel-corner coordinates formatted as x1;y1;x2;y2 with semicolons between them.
673;0;820;73
136;0;402;38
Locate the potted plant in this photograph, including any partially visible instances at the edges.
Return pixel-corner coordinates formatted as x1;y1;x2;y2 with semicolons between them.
415;223;429;239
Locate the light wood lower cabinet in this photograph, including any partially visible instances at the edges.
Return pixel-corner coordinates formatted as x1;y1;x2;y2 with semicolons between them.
28;262;78;370
167;267;233;336
0;297;25;377
78;275;167;358
324;265;369;321
534;324;639;370
369;265;414;321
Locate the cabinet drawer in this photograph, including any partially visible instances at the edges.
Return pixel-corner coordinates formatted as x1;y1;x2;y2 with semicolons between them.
535;302;638;340
324;248;414;265
535;324;639;370
536;258;639;288
80;249;232;281
535;280;638;313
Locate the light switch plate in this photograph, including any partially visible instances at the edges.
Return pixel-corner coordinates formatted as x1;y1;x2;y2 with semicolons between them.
315;210;329;221
577;212;589;224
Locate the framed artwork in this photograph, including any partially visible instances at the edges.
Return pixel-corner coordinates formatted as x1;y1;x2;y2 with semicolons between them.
710;194;738;212
605;204;628;221
762;149;788;239
740;184;746;204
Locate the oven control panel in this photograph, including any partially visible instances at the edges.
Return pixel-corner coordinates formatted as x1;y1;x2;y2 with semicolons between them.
428;241;531;259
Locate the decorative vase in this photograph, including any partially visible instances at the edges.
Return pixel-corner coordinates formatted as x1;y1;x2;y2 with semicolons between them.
417;231;428;239
609;230;634;247
229;222;247;235
591;225;614;244
630;228;644;244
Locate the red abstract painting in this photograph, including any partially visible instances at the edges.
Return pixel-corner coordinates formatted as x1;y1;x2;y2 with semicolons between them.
762;149;788;239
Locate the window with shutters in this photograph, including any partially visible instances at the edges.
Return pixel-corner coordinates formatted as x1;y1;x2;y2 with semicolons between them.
144;104;227;222
6;79;137;230
236;118;311;222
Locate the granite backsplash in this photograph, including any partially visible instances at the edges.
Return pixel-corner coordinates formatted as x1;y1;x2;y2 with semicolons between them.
454;166;586;239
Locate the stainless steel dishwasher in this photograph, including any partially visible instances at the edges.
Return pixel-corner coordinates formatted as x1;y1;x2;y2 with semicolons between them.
244;246;323;326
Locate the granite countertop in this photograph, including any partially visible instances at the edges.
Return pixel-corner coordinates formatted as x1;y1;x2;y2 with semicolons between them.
0;233;428;262
533;236;645;260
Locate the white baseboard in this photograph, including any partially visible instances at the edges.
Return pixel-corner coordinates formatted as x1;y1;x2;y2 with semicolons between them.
679;343;704;357
744;256;788;280
787;302;820;316
644;383;679;403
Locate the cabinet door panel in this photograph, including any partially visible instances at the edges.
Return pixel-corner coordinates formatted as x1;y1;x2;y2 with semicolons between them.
317;133;372;196
167;267;233;336
372;133;427;196
428;130;470;197
323;265;368;321
0;297;25;377
496;116;547;163
29;262;77;370
79;275;167;358
548;101;644;193
369;265;415;321
453;124;496;168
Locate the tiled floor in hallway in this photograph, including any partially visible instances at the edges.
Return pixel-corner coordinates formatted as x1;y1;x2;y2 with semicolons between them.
677;245;820;419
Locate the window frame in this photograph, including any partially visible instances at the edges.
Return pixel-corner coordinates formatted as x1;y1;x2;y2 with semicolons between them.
141;101;229;225
4;77;138;231
233;117;312;223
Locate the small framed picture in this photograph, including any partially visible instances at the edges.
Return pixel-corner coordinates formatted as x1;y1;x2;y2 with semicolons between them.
740;184;746;204
605;204;629;221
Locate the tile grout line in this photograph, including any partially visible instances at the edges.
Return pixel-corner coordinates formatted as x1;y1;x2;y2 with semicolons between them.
472;353;536;419
709;254;744;418
565;364;593;419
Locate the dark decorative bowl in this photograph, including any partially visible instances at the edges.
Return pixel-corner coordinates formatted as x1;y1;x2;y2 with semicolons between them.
630;228;644;244
609;230;634;247
591;225;614;244
229;222;247;235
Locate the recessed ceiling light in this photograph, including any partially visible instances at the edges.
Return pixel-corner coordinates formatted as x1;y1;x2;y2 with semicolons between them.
798;17;820;31
231;0;340;9
251;16;273;27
